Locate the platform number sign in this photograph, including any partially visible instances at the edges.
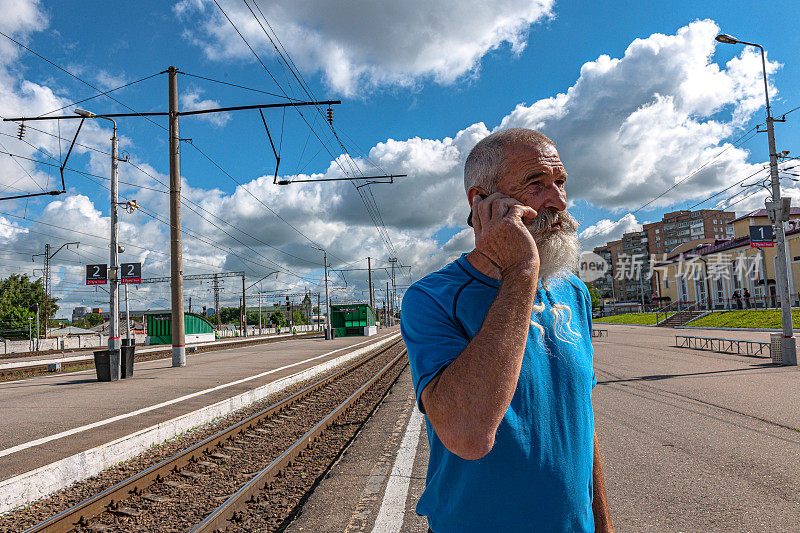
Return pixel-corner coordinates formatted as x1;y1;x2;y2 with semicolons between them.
120;262;142;284
86;264;108;285
750;225;774;248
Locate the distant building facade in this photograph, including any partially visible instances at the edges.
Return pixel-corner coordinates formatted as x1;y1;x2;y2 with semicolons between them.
593;209;735;301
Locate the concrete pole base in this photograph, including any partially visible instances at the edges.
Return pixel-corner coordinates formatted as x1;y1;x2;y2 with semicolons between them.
172;346;186;367
782;337;797;366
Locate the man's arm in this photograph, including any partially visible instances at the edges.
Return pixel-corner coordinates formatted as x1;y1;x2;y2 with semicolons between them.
421;193;538;460
592;432;614;532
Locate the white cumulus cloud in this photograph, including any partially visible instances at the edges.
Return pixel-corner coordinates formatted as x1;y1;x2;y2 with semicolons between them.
174;0;554;96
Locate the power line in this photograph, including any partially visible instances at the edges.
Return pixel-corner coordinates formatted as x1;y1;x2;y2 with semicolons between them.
632;124;760;214
36;71;167;118
0;30;167;131
178;71;299;101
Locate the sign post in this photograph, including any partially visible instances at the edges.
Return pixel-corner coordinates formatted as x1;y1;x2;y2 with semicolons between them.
119;263;141;343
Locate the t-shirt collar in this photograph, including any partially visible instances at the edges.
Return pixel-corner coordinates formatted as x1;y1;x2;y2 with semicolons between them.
457;253;501;288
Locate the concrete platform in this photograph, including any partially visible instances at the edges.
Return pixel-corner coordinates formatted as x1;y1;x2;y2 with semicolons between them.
287;365;430;533
0;330;311;370
0;328;399;484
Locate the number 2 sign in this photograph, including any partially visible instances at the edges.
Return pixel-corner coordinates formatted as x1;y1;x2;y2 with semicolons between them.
120;263;142;284
86;264;108;285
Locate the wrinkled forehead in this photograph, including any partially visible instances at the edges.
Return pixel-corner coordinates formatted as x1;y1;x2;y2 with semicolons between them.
501;141;565;175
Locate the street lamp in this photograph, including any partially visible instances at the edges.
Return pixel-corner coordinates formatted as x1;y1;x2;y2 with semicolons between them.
715;34;796;365
75;108;123;352
311;246;332;340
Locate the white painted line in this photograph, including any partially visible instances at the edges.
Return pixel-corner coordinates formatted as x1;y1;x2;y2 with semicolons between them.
0;332;301;370
371;405;424;533
0;333;396;459
0;332;400;515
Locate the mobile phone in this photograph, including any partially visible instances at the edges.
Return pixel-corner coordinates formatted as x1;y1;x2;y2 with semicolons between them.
467;194;487;227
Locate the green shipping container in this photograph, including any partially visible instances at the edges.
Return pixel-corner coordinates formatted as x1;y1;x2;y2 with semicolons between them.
330;303;376;337
146;312;215;345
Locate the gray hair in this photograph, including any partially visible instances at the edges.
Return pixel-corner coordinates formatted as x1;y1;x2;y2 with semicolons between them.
463;128;554;195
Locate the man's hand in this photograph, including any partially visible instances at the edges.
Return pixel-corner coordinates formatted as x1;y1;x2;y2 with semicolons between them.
471;193;539;277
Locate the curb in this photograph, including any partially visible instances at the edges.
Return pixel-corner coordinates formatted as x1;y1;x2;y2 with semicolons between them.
0;332;401;515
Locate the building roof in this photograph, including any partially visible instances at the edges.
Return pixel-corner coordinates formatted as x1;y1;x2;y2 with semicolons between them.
730;207;800;223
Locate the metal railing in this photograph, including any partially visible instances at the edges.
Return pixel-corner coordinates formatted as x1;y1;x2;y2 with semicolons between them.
654;300;699;325
675;335;770;357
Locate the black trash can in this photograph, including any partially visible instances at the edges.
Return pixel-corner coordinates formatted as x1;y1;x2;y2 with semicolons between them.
94;349;121;382
120;344;135;379
324;328;336;340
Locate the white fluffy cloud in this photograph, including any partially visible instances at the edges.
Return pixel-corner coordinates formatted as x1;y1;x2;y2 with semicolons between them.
578;214;642;251
179;89;231;126
174;0;554;96
500;20;777;210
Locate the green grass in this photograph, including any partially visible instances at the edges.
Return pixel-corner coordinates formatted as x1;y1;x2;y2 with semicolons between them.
594;312;673;325
686;309;800;329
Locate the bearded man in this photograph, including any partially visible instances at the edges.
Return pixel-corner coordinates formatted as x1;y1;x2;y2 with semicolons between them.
401;128;613;532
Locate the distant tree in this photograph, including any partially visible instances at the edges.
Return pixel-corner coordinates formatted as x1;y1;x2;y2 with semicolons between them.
584;282;602;311
269;310;286;327
85;313;103;327
0;274;55;338
292;309;308;325
219;306;240;325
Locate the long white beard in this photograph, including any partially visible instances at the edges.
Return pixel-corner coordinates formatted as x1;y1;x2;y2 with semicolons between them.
527;209;581;282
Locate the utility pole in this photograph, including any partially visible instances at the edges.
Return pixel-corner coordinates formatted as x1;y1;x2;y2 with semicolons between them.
43;243;50;339
389;258;397;326
386;281;391;326
317;293;321;332
258;289;262;335
34;242;78;340
314;247;331;339
715;34;795;364
188;296;192;314
368;256;374;312
168;66;186;367
241;274;247;337
109;119;120;352
213;274;221;327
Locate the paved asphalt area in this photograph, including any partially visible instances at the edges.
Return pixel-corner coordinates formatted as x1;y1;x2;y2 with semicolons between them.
292;324;800;532
594;324;800;532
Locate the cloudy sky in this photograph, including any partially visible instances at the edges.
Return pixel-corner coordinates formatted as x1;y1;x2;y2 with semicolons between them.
1;0;799;317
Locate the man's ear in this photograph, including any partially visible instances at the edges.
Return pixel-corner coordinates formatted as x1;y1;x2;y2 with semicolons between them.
467;186;489;206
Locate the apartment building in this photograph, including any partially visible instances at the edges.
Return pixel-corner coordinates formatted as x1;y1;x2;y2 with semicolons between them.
593;209;735;301
644;209;734;255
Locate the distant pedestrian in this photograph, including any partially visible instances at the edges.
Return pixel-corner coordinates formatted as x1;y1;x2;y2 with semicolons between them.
402;129;613;532
733;290;742;310
743;288;751;309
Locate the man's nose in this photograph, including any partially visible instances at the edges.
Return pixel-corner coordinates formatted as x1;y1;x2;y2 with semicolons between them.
542;183;567;211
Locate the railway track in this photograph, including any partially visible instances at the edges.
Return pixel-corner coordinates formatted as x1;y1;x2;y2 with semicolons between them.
17;337;406;533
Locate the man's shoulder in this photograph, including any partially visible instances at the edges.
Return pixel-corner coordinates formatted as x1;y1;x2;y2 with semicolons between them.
548;272;590;306
403;258;472;314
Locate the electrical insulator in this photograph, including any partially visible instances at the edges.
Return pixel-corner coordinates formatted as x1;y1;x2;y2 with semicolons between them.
17;123;26;140
326;107;334;125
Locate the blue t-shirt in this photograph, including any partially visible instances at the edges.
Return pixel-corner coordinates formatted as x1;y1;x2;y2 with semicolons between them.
401;254;597;533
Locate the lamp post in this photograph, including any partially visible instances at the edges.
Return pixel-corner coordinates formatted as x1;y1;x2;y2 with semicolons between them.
715;34;796;364
74;108;122;352
312;246;331;339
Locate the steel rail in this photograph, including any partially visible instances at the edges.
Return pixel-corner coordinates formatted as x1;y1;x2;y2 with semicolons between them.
190;348;408;532
22;337;402;533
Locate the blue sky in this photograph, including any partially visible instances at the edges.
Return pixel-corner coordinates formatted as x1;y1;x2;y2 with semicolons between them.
1;0;799;316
